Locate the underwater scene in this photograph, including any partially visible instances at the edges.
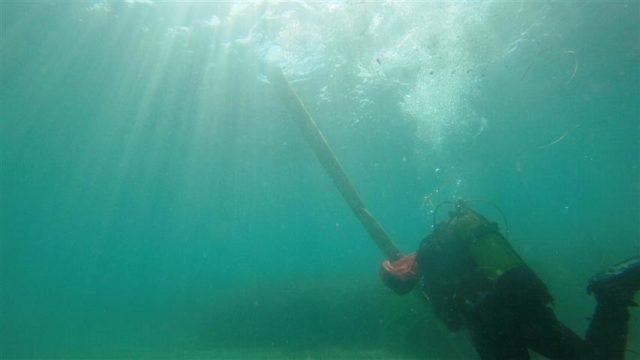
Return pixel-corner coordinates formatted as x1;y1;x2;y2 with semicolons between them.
1;1;639;359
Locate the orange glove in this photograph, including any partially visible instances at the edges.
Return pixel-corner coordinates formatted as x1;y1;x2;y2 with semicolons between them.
380;252;420;295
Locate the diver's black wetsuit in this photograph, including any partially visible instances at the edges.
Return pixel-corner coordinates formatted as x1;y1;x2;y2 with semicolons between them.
417;224;633;360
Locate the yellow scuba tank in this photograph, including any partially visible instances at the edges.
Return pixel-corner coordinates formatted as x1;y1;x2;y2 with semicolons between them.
445;200;525;282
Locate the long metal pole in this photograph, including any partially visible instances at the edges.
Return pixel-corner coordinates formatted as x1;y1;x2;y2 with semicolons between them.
268;66;402;261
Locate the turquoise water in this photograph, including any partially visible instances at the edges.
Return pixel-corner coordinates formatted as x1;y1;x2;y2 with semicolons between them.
1;1;638;359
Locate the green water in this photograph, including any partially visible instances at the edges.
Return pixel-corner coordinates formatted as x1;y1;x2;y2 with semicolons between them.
1;1;638;359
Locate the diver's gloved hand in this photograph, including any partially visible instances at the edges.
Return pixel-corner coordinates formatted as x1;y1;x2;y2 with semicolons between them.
380;253;420;295
587;256;640;306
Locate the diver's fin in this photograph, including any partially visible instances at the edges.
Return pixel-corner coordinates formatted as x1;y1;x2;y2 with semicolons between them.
587;256;640;305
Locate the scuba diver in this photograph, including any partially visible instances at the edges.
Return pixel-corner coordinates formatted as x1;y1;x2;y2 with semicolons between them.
267;66;638;359
380;200;640;360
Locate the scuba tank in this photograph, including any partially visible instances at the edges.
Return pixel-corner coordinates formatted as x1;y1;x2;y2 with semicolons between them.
435;200;525;282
